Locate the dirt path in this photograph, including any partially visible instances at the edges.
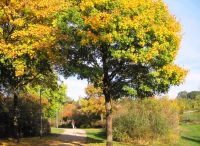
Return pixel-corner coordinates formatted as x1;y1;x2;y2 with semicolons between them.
56;128;87;146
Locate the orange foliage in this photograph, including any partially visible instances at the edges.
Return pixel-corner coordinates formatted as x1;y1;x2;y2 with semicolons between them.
63;103;77;118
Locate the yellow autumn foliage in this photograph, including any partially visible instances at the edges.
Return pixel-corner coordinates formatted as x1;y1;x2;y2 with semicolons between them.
0;0;69;76
56;0;187;96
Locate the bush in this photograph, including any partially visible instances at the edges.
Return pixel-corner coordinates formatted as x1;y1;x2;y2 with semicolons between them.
176;95;200;113
0;96;50;138
19;96;51;137
113;98;179;145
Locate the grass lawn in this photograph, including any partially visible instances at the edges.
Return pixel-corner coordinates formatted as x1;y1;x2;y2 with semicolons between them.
84;128;132;146
51;127;65;135
179;124;200;146
178;111;200;146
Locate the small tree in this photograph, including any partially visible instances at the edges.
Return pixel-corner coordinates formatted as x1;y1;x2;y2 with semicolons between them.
79;84;105;126
56;0;187;145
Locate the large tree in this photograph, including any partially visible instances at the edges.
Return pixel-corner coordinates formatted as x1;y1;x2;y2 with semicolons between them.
0;0;68;140
56;0;187;145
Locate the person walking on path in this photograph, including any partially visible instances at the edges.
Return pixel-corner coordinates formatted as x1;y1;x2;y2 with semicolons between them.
71;119;75;129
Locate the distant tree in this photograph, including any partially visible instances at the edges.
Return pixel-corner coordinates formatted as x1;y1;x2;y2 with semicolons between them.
63;103;77;119
85;84;103;98
177;90;200;99
177;91;188;98
194;96;200;110
24;83;68;119
79;84;105;126
187;91;200;99
56;0;187;145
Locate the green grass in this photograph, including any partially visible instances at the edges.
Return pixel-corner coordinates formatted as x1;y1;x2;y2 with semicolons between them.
84;128;131;146
51;127;64;135
182;111;200;123
84;128;106;142
179;124;200;146
178;111;200;146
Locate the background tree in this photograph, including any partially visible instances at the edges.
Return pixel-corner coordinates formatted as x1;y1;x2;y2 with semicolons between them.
79;84;105;126
177;90;200;99
177;91;188;99
55;0;187;145
63;103;77;120
24;83;68;118
176;90;200;112
24;82;68;128
0;0;68;140
187;91;200;99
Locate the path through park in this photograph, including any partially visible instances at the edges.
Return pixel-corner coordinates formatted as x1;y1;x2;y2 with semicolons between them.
56;128;87;146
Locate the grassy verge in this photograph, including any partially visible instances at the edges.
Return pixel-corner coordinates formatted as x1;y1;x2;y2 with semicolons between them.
51;127;65;135
178;124;200;146
178;111;200;146
84;128;131;146
182;111;200;123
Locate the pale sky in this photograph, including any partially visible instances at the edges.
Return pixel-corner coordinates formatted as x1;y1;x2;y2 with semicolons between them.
64;0;200;100
164;0;200;98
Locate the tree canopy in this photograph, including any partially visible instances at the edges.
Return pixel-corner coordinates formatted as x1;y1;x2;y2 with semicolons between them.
0;0;68;92
57;0;187;98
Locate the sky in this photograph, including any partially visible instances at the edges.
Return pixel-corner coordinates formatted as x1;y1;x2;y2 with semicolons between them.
64;0;200;100
164;0;200;97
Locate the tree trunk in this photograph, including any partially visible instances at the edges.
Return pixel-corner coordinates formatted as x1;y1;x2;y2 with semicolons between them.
105;95;112;146
102;45;113;146
100;113;104;123
56;111;58;128
13;93;19;143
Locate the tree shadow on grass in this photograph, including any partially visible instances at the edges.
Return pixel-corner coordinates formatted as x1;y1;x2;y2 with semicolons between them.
0;131;106;145
0;134;87;146
85;130;106;144
181;136;200;144
86;137;105;143
52;132;104;145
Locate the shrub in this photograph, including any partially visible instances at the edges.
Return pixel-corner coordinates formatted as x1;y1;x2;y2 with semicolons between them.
0;96;50;138
113;98;179;145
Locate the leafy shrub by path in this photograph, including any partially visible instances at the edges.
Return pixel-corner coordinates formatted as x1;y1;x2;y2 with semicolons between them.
113;98;179;145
